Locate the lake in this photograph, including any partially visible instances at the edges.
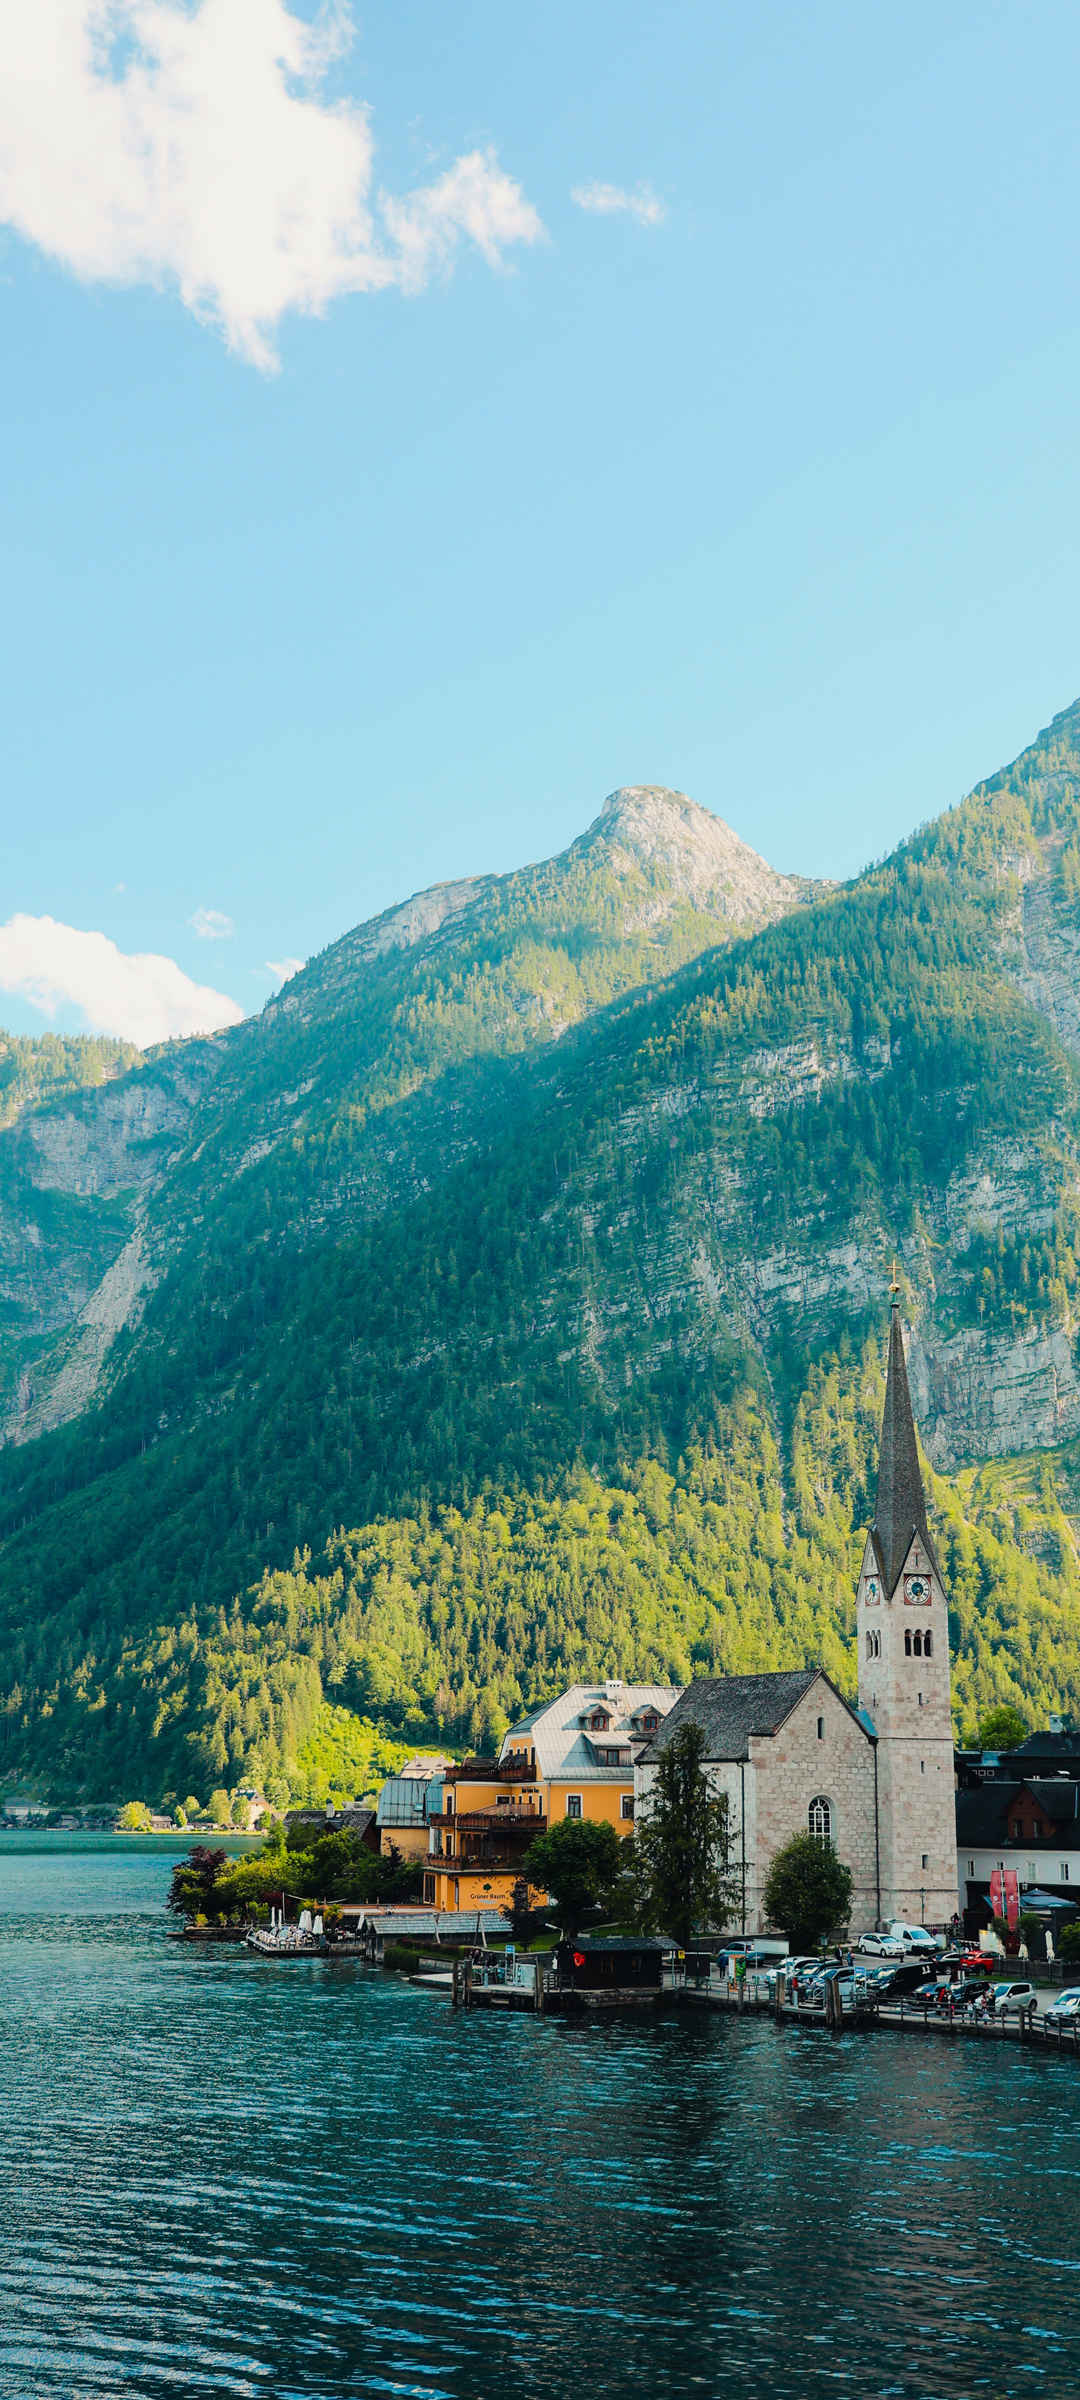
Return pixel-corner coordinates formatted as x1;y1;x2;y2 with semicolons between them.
0;1835;1077;2399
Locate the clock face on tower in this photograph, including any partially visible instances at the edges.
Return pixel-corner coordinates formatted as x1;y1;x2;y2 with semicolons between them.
904;1573;931;1604
864;1576;880;1604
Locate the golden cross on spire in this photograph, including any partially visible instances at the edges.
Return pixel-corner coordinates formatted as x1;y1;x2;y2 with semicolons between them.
889;1255;900;1307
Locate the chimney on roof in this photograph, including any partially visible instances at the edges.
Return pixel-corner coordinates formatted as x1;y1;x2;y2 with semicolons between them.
871;1294;939;1596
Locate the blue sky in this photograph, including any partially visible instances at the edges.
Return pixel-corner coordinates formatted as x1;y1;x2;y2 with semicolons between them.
2;0;1079;1044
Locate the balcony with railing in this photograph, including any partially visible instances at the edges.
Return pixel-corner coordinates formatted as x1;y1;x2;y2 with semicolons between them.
444;1754;537;1786
430;1807;547;1869
431;1807;545;1832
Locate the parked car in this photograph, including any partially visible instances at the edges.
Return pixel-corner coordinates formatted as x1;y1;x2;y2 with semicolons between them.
887;1921;944;1954
857;1965;898;1991
857;1932;904;1958
990;1980;1038;2015
877;1961;940;1998
903;1978;953;2012
948;1976;995;2007
764;1955;817;1989
1043;1987;1080;2024
801;1970;858;2012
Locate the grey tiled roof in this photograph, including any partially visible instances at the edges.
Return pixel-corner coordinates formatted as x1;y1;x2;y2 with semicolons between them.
956;1779;1080;1846
570;1935;671;1954
871;1306;943;1595
501;1683;679;1780
1013;1730;1080;1763
362;1908;509;1935
638;1669;824;1765
1022;1779;1080;1823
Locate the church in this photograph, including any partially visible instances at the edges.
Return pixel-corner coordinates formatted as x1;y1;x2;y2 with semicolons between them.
635;1299;960;1935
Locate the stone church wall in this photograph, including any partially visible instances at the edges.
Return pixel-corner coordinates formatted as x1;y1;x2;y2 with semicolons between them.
748;1679;879;1935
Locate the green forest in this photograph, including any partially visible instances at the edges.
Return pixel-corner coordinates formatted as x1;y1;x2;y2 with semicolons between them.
3;1328;1079;1806
5;705;1080;1799
0;1030;139;1127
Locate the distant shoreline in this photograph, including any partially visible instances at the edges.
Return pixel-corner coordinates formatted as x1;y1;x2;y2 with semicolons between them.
0;1826;261;1841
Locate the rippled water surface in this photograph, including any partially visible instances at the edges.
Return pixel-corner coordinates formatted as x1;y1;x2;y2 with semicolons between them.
1;1837;1079;2399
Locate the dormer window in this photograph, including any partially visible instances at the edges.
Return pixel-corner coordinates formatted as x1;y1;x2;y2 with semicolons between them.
586;1711;611;1731
638;1711;659;1733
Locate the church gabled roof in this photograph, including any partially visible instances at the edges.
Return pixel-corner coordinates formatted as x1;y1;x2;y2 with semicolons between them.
637;1668;872;1765
870;1303;942;1596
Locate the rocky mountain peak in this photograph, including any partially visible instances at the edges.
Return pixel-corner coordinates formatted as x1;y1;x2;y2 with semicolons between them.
581;783;813;921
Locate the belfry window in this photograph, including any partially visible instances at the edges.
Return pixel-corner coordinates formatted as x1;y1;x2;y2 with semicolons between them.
924;1631;932;1657
904;1631;912;1656
866;1631;880;1660
808;1795;833;1844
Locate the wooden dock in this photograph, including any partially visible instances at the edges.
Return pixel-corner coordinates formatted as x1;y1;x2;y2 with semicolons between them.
441;1954;1080;2056
672;1973;1080;2053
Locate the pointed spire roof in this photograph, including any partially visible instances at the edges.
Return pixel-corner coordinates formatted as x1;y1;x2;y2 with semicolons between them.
870;1302;942;1595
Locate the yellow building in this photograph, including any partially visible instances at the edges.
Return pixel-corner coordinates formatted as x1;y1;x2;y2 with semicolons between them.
422;1682;678;1913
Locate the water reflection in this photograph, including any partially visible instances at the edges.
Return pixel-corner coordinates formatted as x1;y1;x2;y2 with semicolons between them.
0;1839;1077;2398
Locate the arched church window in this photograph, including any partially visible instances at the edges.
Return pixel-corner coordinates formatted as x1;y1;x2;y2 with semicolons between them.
924;1631;932;1657
808;1795;833;1844
904;1631;912;1656
912;1630;923;1657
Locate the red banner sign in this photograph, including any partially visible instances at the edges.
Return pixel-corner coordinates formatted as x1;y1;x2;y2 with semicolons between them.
1003;1868;1020;1931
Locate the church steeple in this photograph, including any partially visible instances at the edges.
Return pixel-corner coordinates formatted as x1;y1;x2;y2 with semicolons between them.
871;1298;940;1597
857;1291;957;1930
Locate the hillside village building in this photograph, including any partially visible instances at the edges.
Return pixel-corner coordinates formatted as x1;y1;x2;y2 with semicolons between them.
637;1301;960;1934
422;1682;678;1913
376;1759;452;1861
957;1779;1080;1920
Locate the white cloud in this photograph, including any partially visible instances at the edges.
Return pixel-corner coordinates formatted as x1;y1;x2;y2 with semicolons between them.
266;956;305;984
0;914;244;1047
571;181;666;227
0;2;544;369
190;905;235;940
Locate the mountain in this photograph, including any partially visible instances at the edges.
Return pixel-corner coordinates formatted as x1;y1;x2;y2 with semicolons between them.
5;714;1080;1800
0;786;812;1444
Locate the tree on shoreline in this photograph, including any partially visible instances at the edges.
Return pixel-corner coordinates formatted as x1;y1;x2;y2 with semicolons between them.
167;1845;228;1919
763;1833;853;1954
522;1818;621;1937
167;1825;423;1921
633;1722;738;1949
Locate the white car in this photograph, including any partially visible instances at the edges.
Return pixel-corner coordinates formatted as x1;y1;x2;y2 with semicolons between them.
1044;1987;1080;2023
990;1980;1038;2015
858;1932;904;1958
887;1921;942;1954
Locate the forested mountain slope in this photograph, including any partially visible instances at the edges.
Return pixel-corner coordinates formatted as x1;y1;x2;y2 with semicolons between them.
5;708;1080;1799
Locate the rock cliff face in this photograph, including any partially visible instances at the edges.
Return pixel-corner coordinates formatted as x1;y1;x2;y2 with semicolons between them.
576;785;817;919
